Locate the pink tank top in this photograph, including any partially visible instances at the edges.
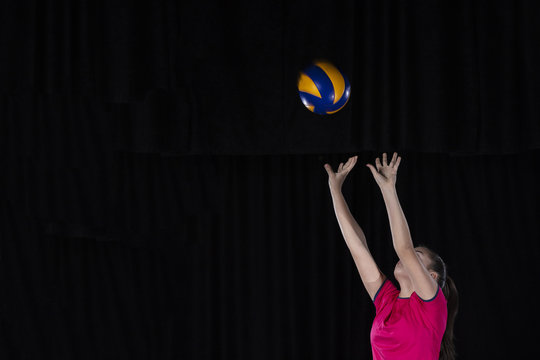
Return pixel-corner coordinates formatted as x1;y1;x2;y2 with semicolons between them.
371;279;447;360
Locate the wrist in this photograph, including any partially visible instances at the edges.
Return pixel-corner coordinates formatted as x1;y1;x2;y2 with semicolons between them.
380;184;397;195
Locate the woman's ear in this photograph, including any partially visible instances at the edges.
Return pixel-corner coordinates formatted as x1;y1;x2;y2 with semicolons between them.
430;272;438;281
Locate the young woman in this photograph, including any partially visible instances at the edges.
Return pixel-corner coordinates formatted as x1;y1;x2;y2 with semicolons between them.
324;152;458;360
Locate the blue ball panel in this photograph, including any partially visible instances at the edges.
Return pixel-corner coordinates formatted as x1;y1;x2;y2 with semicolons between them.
299;91;329;114
301;65;335;105
325;76;351;113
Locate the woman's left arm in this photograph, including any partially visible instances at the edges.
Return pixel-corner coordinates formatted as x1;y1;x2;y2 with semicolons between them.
366;152;438;300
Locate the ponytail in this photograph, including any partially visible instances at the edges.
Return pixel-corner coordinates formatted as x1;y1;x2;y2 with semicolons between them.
417;246;459;360
439;275;459;360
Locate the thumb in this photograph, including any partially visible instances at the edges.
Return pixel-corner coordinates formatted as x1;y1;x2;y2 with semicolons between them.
324;164;334;175
366;163;378;175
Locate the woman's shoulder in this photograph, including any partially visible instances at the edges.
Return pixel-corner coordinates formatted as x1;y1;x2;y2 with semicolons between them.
410;287;448;326
411;286;447;305
373;279;400;310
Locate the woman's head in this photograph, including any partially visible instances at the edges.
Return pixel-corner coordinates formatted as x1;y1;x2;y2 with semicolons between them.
393;246;444;286
394;245;458;360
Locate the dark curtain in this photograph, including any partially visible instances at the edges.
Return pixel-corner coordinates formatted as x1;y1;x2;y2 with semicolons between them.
2;0;540;154
2;0;540;359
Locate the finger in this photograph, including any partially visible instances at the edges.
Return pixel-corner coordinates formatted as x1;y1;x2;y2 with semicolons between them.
338;162;344;172
366;163;379;177
349;155;358;168
365;163;373;173
345;156;354;169
382;152;388;166
395;156;401;169
390;152;397;167
324;164;334;176
375;157;382;171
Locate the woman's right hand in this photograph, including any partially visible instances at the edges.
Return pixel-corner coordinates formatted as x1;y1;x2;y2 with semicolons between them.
324;155;358;192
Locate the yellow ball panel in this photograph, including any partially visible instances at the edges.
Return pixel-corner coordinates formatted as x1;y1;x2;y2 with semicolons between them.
314;61;345;104
297;72;322;98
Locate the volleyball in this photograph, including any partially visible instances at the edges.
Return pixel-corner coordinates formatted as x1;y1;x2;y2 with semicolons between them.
297;59;351;115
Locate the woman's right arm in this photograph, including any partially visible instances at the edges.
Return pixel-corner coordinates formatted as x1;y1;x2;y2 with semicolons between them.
325;157;386;300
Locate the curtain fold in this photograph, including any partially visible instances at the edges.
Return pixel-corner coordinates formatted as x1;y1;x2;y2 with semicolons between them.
2;0;539;154
2;150;540;358
2;1;540;359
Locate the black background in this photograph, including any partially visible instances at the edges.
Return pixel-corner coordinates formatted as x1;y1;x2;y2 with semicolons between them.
2;0;540;359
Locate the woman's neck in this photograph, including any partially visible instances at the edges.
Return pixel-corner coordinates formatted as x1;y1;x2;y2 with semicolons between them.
397;280;414;298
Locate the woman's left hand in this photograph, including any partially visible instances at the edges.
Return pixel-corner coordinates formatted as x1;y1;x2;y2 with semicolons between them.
366;152;402;190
